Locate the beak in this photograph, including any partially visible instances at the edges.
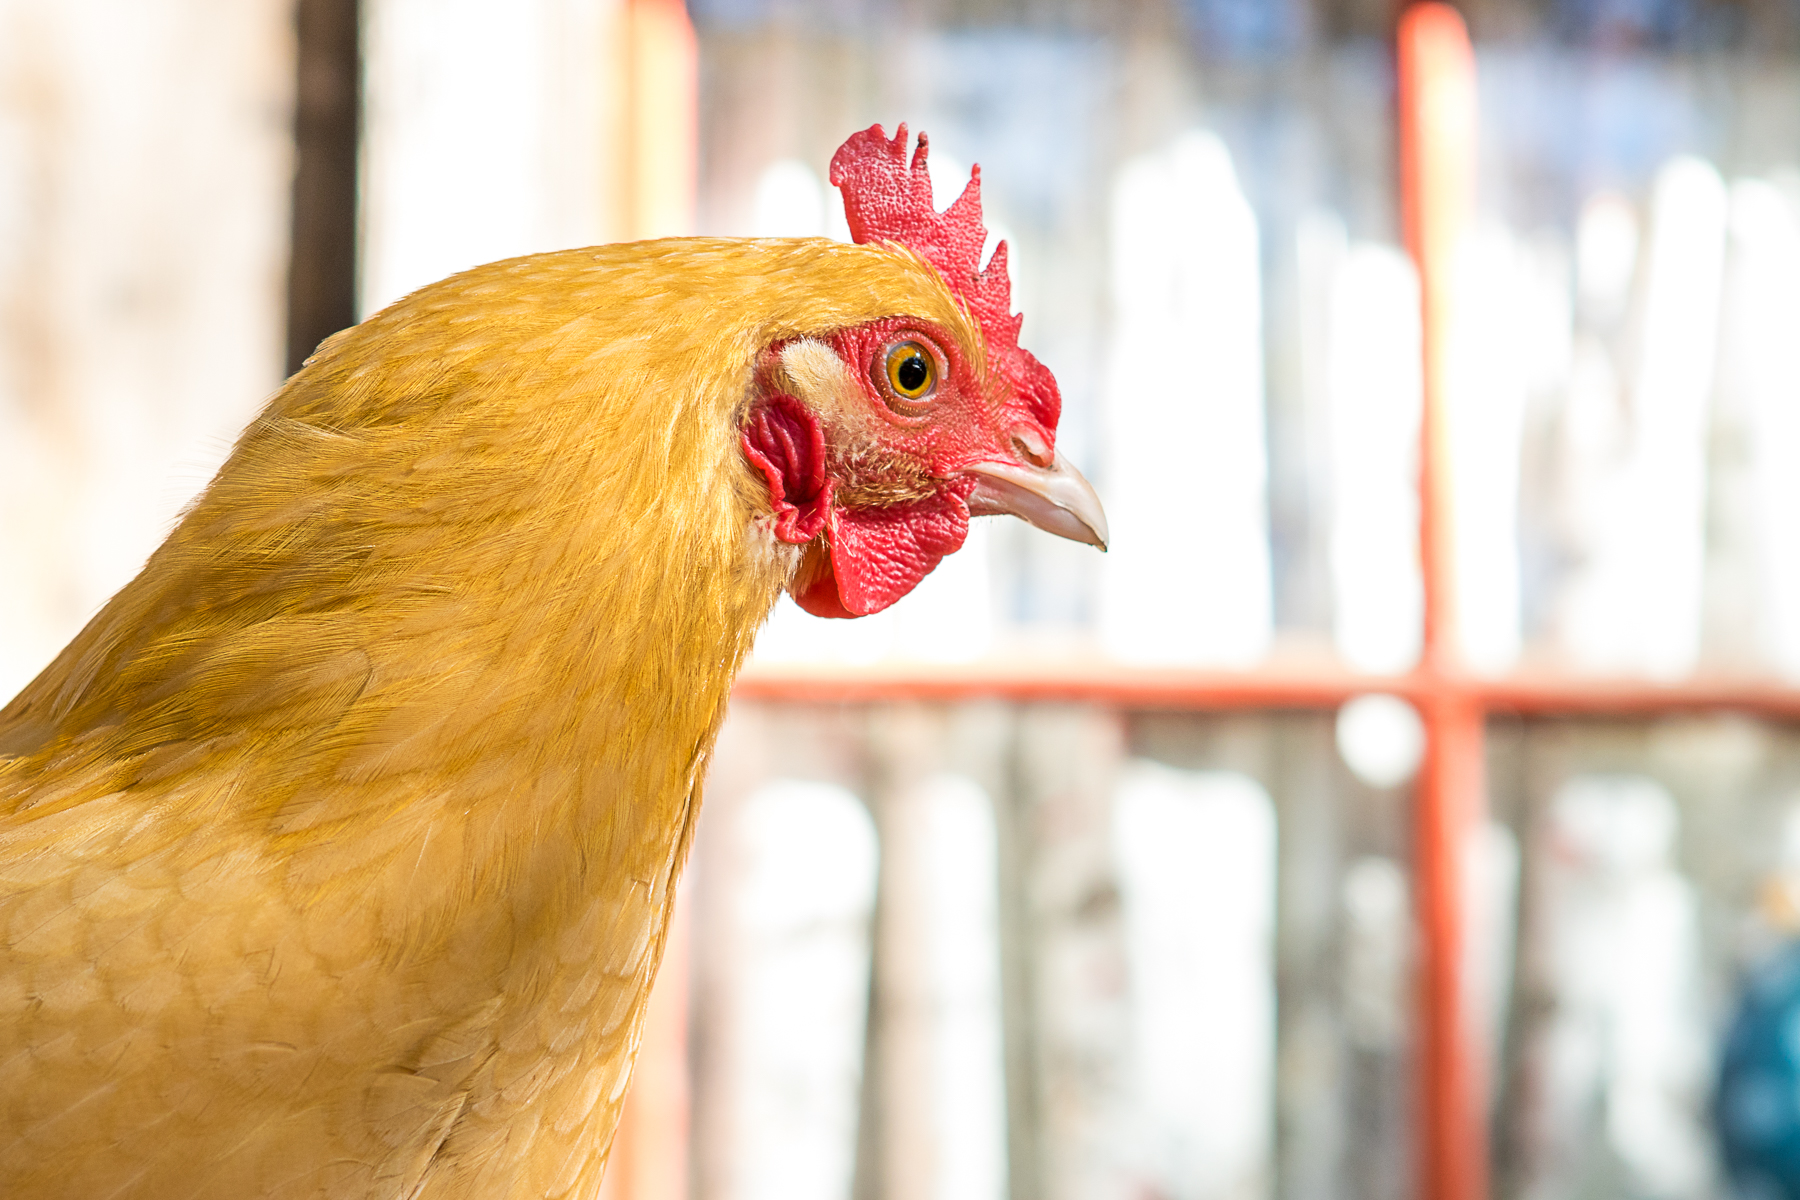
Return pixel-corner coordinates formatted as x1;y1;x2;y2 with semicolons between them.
964;451;1109;551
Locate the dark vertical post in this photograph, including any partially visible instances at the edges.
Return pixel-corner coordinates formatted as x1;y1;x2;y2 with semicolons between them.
285;0;359;377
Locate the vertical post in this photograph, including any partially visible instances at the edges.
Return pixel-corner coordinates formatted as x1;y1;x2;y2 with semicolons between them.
599;6;699;1198
285;0;360;375
1399;1;1475;673
612;0;698;241
1398;7;1486;1200
1411;687;1487;1200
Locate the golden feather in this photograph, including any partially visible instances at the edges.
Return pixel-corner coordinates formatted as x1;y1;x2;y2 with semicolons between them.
0;237;977;1199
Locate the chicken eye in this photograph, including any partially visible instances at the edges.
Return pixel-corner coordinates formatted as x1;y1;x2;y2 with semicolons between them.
884;342;937;402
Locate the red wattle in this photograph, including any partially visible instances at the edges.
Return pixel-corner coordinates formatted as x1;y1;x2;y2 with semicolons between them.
824;484;973;617
792;542;856;618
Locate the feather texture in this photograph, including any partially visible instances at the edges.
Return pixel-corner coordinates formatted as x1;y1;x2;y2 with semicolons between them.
0;237;975;1198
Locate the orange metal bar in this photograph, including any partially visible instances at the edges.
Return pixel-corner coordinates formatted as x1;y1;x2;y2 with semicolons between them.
1402;4;1476;676
736;659;1400;708
1476;674;1800;720
1399;7;1484;1200
1412;686;1486;1200
736;662;1800;721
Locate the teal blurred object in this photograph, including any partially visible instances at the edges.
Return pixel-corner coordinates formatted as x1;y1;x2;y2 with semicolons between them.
1718;943;1800;1199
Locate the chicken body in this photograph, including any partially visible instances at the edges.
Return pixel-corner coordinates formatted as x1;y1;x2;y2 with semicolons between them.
0;239;984;1198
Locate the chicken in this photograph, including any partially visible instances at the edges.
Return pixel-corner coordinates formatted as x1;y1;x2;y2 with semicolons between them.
0;124;1105;1199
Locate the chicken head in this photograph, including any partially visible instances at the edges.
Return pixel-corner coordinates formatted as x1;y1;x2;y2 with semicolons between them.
740;124;1107;619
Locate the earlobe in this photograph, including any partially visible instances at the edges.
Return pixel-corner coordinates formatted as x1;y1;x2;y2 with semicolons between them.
742;393;832;545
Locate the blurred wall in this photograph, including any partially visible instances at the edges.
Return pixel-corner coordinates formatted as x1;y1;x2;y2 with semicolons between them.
0;0;294;701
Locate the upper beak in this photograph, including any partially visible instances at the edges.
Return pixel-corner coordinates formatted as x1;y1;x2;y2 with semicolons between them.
964;451;1109;551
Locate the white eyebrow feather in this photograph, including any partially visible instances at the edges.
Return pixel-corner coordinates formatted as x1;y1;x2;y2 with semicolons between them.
778;339;863;415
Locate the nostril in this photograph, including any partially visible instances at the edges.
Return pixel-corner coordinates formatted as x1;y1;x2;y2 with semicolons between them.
1010;426;1052;468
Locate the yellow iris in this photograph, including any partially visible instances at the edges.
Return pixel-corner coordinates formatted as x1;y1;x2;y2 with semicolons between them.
884;342;936;401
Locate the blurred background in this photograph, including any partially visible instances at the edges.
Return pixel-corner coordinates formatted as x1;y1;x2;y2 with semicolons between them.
9;0;1800;1198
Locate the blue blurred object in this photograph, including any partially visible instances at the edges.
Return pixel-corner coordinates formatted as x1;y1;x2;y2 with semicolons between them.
1717;943;1800;1199
1176;0;1306;58
1555;0;1692;46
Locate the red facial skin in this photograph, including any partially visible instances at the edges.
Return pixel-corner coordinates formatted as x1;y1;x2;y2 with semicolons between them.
742;122;1068;618
741;316;1060;618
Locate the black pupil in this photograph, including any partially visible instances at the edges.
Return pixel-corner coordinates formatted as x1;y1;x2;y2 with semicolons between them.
896;352;930;393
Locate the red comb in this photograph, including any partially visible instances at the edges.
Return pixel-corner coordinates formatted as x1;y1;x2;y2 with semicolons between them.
829;124;1060;433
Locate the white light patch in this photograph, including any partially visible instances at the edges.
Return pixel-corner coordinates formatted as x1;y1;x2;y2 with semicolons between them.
1326;245;1424;674
1444;224;1566;673
726;781;879;1200
752;159;827;238
1099;132;1272;666
923;776;1008;1200
1560;159;1727;678
1112;763;1276;1198
890;520;995;663
1721;178;1800;679
1335;693;1425;789
360;0;610;315
878;773;1010;1200
1527;776;1711;1195
748;524;992;667
1576;192;1640;324
751;594;896;667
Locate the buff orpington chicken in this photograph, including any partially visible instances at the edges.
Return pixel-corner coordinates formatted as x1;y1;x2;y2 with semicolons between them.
0;124;1105;1199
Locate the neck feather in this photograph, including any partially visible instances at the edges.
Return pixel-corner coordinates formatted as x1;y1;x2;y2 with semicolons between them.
0;238;972;937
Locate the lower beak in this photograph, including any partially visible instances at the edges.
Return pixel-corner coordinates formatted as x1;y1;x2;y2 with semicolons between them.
964;451;1108;551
